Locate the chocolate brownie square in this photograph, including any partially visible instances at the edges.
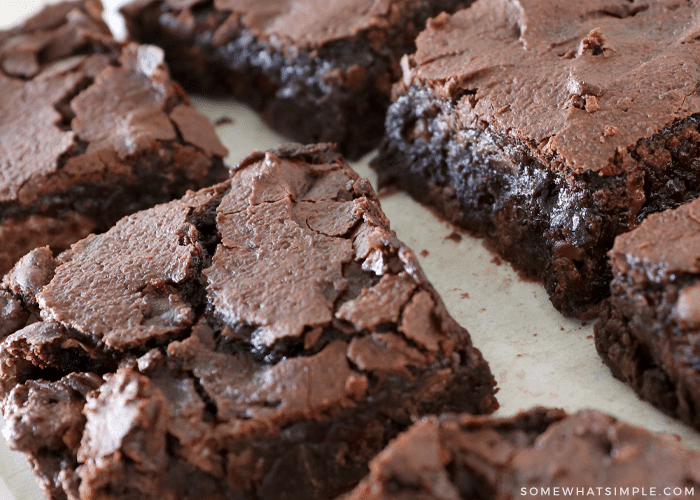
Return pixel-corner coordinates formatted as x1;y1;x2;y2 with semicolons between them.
0;144;497;500
340;408;700;500
120;0;472;160
371;0;700;318
596;197;700;430
0;0;228;277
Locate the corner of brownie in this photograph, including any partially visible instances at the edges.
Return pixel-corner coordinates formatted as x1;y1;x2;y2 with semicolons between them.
0;0;229;277
595;196;700;430
0;143;497;500
120;0;473;159
371;0;700;318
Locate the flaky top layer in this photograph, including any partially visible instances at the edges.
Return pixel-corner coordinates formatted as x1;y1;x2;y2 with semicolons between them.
341;408;700;500
0;0;226;206
404;0;700;175
0;145;495;498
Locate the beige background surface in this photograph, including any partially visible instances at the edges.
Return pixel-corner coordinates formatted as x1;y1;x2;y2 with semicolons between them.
1;2;700;499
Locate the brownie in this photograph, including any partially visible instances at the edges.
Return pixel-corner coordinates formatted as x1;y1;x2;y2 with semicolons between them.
0;143;497;500
340;408;700;500
119;0;472;160
371;0;700;318
0;0;228;277
595;197;700;430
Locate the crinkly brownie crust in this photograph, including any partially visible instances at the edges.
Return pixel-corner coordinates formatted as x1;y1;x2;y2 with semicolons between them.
372;0;700;318
0;0;228;276
340;408;700;500
0;144;497;500
120;0;471;160
596;197;700;430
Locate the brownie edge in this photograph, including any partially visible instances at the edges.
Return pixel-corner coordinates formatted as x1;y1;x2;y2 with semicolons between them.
0;143;497;500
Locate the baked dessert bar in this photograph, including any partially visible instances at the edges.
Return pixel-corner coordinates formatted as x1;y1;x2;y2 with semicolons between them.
371;0;700;318
340;408;700;500
0;0;228;277
120;0;472;160
0;143;497;500
596;197;700;430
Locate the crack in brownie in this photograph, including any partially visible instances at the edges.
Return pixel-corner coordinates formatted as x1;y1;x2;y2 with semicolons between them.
339;408;700;500
0;143;497;500
0;0;228;277
119;0;473;160
596;197;700;431
371;0;700;318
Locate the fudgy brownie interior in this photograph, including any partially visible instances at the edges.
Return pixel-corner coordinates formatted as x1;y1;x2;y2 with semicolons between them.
121;0;471;159
0;144;497;500
372;0;700;318
596;197;700;430
0;0;228;276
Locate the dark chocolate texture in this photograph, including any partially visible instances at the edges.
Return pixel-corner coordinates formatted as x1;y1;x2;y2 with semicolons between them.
339;408;700;500
371;0;700;318
596;197;700;430
0;144;497;500
120;0;471;160
0;0;228;277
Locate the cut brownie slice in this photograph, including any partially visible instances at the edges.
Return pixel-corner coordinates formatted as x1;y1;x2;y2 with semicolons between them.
0;144;497;500
596;197;700;430
371;0;700;318
120;0;472;160
340;408;700;500
0;0;228;277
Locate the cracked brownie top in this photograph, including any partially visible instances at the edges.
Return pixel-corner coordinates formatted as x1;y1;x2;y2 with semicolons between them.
341;408;700;500
0;0;228;277
0;0;226;207
401;0;700;175
0;143;496;500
